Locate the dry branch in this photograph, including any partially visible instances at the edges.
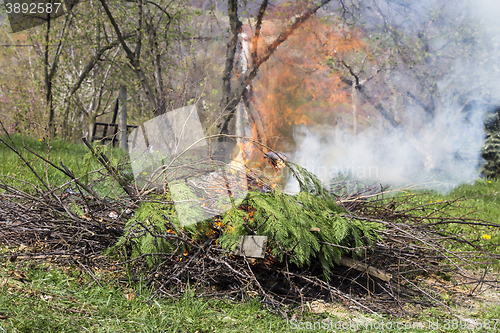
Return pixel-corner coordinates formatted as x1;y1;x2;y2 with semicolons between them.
1;133;499;317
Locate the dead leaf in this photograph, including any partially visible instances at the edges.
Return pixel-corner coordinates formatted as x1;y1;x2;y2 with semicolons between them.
0;277;23;289
0;315;8;320
125;293;135;301
12;271;29;282
310;227;321;232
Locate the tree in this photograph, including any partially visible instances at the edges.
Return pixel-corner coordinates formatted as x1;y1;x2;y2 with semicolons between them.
35;8;73;138
55;0;133;140
216;0;334;144
98;0;191;114
0;27;43;136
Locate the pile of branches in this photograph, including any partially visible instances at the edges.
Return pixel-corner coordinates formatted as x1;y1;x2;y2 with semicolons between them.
0;180;128;266
0;128;130;265
1;131;500;317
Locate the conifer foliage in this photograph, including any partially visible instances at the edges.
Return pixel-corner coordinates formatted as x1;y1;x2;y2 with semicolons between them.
218;189;381;276
115;161;383;275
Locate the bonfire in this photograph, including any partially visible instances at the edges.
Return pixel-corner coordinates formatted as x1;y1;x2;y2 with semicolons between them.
1;120;499;317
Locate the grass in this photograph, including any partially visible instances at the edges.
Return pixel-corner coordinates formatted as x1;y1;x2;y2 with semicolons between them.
0;134;129;197
402;178;500;224
0;258;288;333
2;258;499;333
396;179;500;254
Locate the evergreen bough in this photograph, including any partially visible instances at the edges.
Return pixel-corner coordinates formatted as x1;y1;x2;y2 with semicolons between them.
218;163;382;276
111;161;383;275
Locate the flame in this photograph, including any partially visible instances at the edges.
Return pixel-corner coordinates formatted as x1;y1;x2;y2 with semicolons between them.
247;15;367;151
227;9;369;189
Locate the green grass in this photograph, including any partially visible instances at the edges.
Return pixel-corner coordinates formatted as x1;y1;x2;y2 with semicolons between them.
0;259;288;333
0;134;128;197
394;179;500;254
2;258;499;333
400;178;500;223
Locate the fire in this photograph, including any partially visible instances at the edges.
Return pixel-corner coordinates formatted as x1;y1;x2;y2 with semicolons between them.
227;8;369;187
247;15;367;152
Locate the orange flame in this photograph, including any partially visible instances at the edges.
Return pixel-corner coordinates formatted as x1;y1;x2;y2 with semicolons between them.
247;16;367;152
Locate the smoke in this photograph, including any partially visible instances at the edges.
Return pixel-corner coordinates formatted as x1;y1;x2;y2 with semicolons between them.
286;0;500;194
287;102;485;193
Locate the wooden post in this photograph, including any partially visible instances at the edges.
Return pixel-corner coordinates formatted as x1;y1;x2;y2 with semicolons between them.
87;96;98;142
118;86;128;150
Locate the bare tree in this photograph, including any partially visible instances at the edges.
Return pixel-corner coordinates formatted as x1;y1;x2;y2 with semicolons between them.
36;10;73;138
98;0;182;115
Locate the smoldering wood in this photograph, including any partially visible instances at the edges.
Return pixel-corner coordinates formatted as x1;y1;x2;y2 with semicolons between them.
340;257;392;282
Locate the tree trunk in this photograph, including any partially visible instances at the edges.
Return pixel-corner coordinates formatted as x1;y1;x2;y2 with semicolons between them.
144;6;165;106
352;81;357;136
88;116;96;143
44;11;72;138
217;0;242;136
99;0;157;111
87;96;98;142
118;86;128;150
44;15;55;138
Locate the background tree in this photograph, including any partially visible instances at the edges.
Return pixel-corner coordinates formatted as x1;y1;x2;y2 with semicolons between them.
2;0;499;178
30;6;73;138
98;0;193;115
55;0;132;141
0;26;43;136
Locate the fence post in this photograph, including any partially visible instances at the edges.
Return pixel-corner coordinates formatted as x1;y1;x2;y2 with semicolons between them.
118;85;128;150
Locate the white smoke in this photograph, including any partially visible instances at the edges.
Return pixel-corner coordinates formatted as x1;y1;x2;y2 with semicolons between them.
286;0;500;194
286;101;485;193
